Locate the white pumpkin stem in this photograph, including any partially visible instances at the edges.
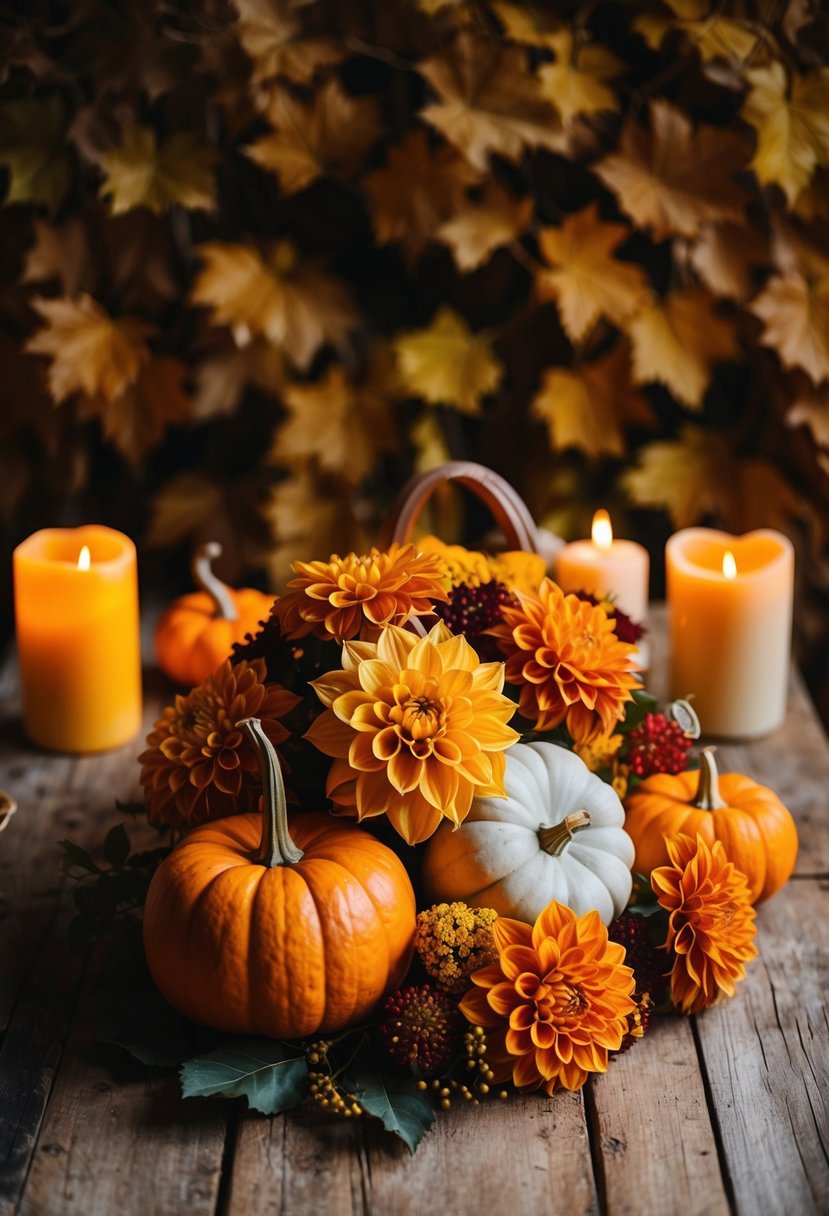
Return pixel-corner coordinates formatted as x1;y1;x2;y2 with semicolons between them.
192;542;238;621
693;747;727;811
538;810;591;856
240;717;304;868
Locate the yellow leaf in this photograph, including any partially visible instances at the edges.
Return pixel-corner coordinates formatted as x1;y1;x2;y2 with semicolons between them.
742;64;829;205
419;29;565;172
271;355;397;484
751;270;829;384
99;124;215;215
394;307;503;415
595;100;749;240
624;424;732;527
22;217;91;296
246;80;383;195
689;222;769;301
437;183;532;272
234;0;342;85
535;203;648;341
25;295;151;404
634;2;757;63
531;343;653;458
364;129;479;262
627;288;738;408
0;95;70;210
491;2;561;48
191;240;356;370
80;356;191;466
537;31;622;123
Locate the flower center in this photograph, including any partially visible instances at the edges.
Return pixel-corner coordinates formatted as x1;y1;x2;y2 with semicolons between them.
554;982;589;1018
399;694;444;742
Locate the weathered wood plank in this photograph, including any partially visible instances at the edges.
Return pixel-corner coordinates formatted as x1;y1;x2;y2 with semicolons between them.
589;1016;729;1216
695;879;829;1216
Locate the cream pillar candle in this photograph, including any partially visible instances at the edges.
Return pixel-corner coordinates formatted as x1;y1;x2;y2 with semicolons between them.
555;510;649;623
666;528;794;739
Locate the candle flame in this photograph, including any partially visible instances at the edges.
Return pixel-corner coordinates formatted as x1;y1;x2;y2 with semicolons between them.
722;550;737;579
591;509;613;551
78;545;91;571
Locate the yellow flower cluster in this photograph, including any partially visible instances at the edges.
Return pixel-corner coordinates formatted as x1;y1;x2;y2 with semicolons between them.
417;535;546;596
415;902;499;993
574;731;630;798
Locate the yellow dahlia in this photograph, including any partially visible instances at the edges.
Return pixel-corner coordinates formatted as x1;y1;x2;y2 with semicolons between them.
304;621;519;844
139;658;299;829
652;833;758;1015
489;577;639;744
275;543;449;642
459;899;635;1094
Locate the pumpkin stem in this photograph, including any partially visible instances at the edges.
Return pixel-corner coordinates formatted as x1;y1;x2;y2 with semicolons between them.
538;810;591;856
192;542;237;621
693;747;727;810
240;717;304;867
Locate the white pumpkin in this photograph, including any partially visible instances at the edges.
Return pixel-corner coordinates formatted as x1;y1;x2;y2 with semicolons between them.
422;741;634;925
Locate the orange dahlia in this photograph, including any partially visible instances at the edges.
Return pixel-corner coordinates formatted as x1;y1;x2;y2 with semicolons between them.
489;577;639;744
275;543;449;642
651;833;758;1015
304;621;519;844
459;900;635;1093
139;658;299;829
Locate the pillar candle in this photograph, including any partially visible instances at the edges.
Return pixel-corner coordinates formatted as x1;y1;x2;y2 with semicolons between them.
555;510;649;624
14;525;142;752
666;527;794;739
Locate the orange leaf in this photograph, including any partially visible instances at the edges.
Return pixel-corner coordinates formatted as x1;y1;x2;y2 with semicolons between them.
79;355;191;466
627;288;738;408
537;31;622;123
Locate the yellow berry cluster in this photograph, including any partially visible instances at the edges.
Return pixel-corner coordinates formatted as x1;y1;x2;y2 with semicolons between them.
416;1026;509;1109
305;1040;362;1118
415;902;499;993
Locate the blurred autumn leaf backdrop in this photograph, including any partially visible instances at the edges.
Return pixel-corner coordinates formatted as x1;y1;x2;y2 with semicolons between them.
1;0;829;715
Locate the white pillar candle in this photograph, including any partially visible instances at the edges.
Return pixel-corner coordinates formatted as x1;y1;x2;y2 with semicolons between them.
554;510;649;624
666;527;794;739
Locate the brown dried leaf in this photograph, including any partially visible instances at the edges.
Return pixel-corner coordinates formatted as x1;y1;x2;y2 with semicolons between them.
192;339;285;421
595;101;750;240
531;343;653;458
99;124;216;215
0;95;70;211
491;2;561;48
191;241;357;370
731;458;812;536
742;64;829;205
689;222;770;301
634;1;757;63
627;288;738;408
80;356;191;466
787;381;829;449
148;470;272;578
436;182;532;272
265;468;369;587
22;217;91;296
536;202;648;341
537;31;622;123
394;306;503;415
234;0;342;85
624;424;732;527
419;29;565;171
751;270;829;384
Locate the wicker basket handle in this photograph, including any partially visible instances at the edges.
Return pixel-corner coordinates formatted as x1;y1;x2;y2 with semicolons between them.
379;461;541;554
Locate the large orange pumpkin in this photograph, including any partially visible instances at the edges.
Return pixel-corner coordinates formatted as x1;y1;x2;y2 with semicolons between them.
143;718;417;1038
624;747;797;903
154;542;273;685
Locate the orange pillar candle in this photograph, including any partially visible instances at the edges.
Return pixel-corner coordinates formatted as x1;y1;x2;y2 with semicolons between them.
666;528;794;739
555;510;649;624
13;525;142;752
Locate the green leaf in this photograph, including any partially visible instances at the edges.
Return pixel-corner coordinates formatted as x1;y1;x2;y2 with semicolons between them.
348;1064;436;1154
180;1040;308;1115
103;823;131;870
59;839;101;875
619;688;659;733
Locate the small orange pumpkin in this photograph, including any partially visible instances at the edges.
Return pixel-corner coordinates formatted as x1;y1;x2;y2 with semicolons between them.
624;747;798;903
143;718;416;1038
154;543;273;685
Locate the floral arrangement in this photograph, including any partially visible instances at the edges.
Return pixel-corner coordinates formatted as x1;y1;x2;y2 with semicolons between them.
62;468;796;1153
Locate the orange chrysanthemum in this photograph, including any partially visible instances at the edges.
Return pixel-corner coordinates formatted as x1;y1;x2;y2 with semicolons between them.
275;543;449;642
459;900;636;1094
139;658;300;829
489;577;639;744
304;621;519;844
651;833;758;1015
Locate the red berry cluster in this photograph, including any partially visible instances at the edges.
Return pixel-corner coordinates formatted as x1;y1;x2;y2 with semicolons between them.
626;712;692;777
379;984;462;1076
608;910;668;1003
435;580;512;656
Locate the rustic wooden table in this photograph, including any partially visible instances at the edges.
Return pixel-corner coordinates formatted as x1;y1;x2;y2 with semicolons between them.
0;609;827;1216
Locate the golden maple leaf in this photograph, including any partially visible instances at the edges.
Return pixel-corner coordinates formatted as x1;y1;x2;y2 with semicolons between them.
234;0;342;86
419;29;565;171
437;182;533;272
364;129;479;262
627;288;738;408
741;64;829;205
191;240;357;370
246;80;383;196
531;343;653;458
99;124;215;215
595;100;750;240
0;95;70;210
271;355;397;484
491;2;561;48
25;295;152;404
537;31;622;123
751;270;829;384
22;218;91;296
535;202;648;341
688;222;770;301
394;306;503;415
624;424;732;527
80;355;191;466
634;1;757;64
